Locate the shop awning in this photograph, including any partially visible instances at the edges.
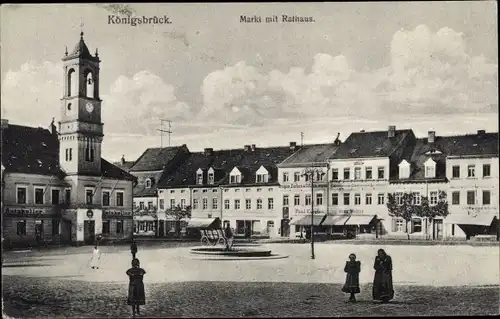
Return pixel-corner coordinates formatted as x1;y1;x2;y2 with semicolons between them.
290;215;326;226
345;215;377;226
444;214;497;226
186;217;220;228
321;215;350;226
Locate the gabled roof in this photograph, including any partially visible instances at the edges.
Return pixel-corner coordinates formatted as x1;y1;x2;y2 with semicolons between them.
331;129;414;159
113;160;135;172
280;143;340;167
132;171;164;197
129;145;187;171
445;132;499;157
101;159;137;181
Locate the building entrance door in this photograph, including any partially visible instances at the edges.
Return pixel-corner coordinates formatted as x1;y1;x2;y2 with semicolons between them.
433;220;443;240
35;221;44;245
84;220;96;244
280;219;290;237
158;221;165;237
244;221;252;238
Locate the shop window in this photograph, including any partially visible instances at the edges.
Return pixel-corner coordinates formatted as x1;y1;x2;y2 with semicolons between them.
17;220;27;235
52;219;60;236
117;220;124;234
236;220;245;234
102;221;110;234
412;218;422;233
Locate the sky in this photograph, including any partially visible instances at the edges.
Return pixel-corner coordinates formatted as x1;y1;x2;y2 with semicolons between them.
1;2;498;162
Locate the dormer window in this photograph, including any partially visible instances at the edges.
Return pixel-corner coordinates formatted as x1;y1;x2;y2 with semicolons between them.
208;168;215;185
398;160;410;179
196;168;203;185
424;158;436;178
229;167;242;184
256;166;269;183
256;174;268;183
145;178;152;189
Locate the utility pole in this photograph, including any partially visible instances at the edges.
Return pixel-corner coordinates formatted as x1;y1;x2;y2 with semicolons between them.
303;167;326;260
301;132;304;146
157;119;172;147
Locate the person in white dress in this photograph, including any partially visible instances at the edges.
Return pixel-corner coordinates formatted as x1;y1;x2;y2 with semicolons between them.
89;245;101;269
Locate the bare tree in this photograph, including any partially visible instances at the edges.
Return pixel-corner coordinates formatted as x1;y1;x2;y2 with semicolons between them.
165;205;192;238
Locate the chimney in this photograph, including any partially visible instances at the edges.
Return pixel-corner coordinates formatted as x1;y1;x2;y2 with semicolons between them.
428;131;436;144
121;155;126;165
388;125;396;138
244;145;251;152
289;141;297;150
360;129;365;132
1;119;8;130
334;132;341;146
477;130;486;136
204;148;213;156
251;144;256;152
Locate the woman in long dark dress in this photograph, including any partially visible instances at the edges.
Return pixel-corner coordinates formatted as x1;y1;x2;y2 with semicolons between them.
127;258;146;316
372;249;394;303
341;253;361;302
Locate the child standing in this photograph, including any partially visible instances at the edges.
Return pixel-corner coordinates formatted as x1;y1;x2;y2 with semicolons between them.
127;258;146;317
341;253;361;302
89;245;101;270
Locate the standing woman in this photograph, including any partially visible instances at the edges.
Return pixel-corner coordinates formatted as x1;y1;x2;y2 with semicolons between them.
341;253;361;302
130;240;138;259
224;224;234;251
89;245;101;270
372;249;394;303
127;258;146;317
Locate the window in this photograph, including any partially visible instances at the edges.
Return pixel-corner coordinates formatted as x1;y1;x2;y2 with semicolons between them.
102;220;110;234
116;192;124;207
181;199;186;208
354;194;361;205
170;199;175;208
35;187;44;204
378;167;385;179
413;193;421;205
425;165;435;178
65;148;73;161
412;218;422;233
304;174;310;182
17;220;27;235
365;167;372;180
257;199;263;209
170;190;175;194
452;224;455;236
283;172;289;182
468;165;475;177
85;140;94;162
395;218;404;232
294;172;300;182
86;189;94;205
467;191;475;205
212;198;218;209
203;198;208;210
354;167;361;180
139;202;145;209
332;193;339;206
268;198;274;209
316;193;323;206
395;192;403;205
51;189;60;205
159;199;165;209
332;169;339;180
224;199;230;210
234;199;241;210
483;164;491;178
452;165;460;178
316;171;325;181
17;186;27;204
65;189;71;204
197;173;203;185
343;168;350;180
483;191;491;205
294;195;300;206
305;194;312;206
430;191;438;205
283;195;289;206
256;188;262;192
257;174;265;183
102;191;110;206
148;201;153;209
378;193;385;205
246;199;251;210
117;220;124;234
145;179;152;189
230;175;241;184
213;189;218;193
343;193;350;205
452;192;460;205
193;199;199;209
208;172;215;184
365;193;372;205
203;189;208;193
52;219;60;236
268;188;273;192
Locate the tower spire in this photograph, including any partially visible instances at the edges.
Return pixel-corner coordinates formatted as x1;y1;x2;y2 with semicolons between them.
80;19;84;38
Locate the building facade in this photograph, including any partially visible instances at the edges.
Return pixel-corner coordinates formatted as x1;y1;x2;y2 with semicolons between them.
1;33;136;248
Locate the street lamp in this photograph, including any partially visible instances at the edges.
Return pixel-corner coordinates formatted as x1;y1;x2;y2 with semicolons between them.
302;167;326;260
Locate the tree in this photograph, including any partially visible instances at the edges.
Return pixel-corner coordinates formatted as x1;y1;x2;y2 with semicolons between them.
415;191;449;240
387;192;418;240
165;205;192;237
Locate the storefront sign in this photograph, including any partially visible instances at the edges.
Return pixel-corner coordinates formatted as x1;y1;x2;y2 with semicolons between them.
4;207;51;217
103;210;133;218
87;210;94;218
280;183;328;189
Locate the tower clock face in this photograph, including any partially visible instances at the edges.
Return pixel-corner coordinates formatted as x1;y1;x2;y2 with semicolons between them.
86;102;94;113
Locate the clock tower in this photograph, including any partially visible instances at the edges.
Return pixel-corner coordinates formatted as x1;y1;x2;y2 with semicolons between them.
59;32;103;175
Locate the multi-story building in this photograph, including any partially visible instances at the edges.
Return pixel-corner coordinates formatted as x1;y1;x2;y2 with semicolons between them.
277;141;341;237
1;33;136;247
158;143;299;238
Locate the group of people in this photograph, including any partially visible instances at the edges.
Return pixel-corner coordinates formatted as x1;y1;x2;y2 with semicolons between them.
341;249;395;303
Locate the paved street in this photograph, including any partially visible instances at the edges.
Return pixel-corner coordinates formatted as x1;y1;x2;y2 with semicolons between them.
2;243;500;317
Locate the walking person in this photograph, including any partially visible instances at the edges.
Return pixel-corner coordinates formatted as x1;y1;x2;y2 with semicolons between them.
131;240;138;259
224;223;234;251
89;245;101;270
372;249;394;303
127;258;146;317
341;253;361;302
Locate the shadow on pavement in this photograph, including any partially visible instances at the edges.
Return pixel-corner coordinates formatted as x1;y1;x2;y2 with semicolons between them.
2;264;51;268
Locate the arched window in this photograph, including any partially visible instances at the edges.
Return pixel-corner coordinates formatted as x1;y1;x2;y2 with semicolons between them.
67;69;76;96
145;178;152;189
84;70;94;98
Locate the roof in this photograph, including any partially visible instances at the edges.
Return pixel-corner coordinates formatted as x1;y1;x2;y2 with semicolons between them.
444;132;499;157
101;159;137;181
63;32;99;62
129;146;187;171
331;129;414;159
113;160;135;172
132;171;164;197
1;124;64;176
280;143;340;167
